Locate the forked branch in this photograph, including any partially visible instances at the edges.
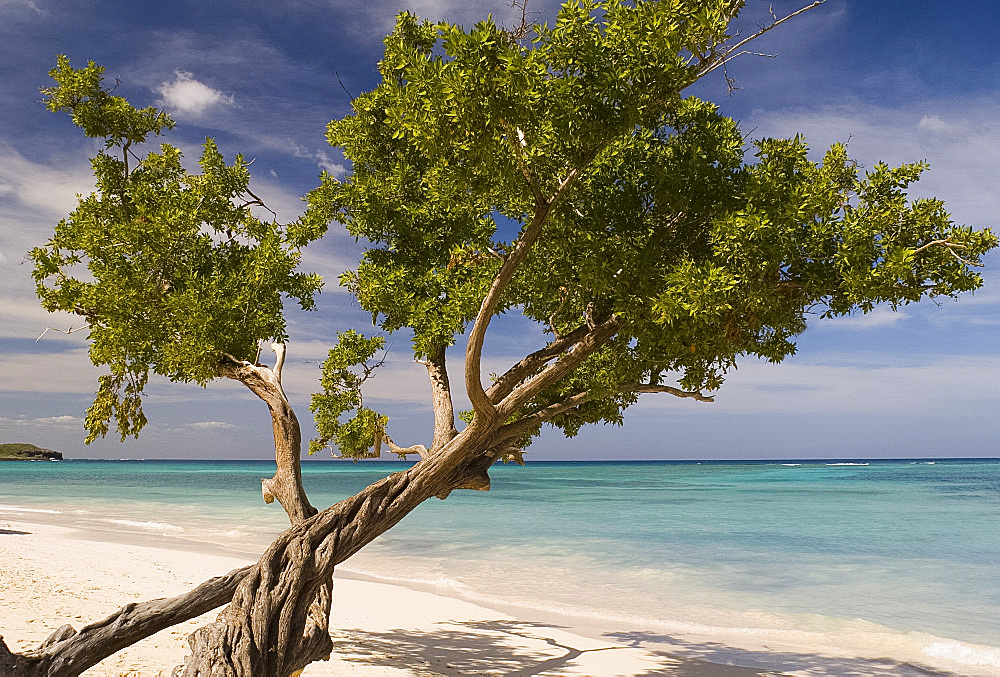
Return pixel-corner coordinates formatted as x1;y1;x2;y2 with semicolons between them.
910;237;984;267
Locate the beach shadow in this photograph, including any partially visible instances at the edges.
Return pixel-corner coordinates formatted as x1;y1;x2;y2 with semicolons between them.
0;528;30;535
330;619;775;676
329;620;959;676
606;631;955;677
331;618;633;675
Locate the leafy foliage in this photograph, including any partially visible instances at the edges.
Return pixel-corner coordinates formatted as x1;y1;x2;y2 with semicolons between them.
311;0;996;448
31;57;324;443
309;330;388;458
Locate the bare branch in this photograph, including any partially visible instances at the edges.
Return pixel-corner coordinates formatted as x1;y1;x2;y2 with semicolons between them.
465;158;591;422
382;432;429;460
500;389;597;438
910;237;983;266
496;380;712;442
11;565;252;675
500;119;543;203
271;342;286;381
242;187;278;222
696;1;826;80
622;383;715;402
36;325;88;342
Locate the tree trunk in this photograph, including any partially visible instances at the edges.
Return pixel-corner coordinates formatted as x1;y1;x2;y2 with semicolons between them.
179;432;495;676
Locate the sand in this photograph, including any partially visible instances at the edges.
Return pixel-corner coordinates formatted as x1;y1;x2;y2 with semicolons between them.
4;518;990;676
0;519;707;676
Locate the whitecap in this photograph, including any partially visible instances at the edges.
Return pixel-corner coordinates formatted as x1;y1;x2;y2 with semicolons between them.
924;640;1000;667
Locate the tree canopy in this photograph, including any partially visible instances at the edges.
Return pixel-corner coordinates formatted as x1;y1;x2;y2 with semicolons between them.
309;0;996;455
32;56;324;443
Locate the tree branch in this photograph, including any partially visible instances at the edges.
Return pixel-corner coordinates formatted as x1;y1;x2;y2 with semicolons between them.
465;164;587;423
622;382;715;402
500;119;543;203
382;432;429;460
910;237;984;267
486;324;592;402
270;341;286;380
695;1;826;80
496;314;621;418
8;565;253;676
216;351;315;524
496;381;712;443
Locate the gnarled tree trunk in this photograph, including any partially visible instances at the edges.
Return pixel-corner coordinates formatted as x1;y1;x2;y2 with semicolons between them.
179;424;498;676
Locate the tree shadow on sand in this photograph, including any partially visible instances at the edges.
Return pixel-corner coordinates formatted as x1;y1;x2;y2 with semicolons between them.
328;618;796;676
328;619;959;676
0;529;30;535
605;631;955;677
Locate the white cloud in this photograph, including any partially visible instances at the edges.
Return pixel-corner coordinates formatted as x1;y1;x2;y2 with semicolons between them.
917;115;963;136
637;353;1000;419
0;347;99;393
0;0;43;17
0;142;93;219
155;71;234;118
0;297;87;342
315;150;346;177
0;414;83;428
826;306;908;330
186;420;237;430
746;98;1000;227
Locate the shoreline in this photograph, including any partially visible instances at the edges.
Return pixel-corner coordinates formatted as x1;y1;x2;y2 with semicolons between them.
1;516;993;675
0;517;748;676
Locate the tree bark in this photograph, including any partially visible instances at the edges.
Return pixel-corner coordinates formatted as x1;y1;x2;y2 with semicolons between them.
217;345;315;524
209;345;333;674
425;346;458;453
179;432;496;676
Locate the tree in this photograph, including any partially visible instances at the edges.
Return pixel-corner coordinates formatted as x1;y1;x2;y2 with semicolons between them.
2;1;995;674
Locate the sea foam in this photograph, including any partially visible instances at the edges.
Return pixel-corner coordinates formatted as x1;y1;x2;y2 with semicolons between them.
106;518;184;532
0;504;61;514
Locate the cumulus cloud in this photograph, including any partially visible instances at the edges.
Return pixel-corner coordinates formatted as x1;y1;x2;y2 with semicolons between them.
917;114;962;135
155;71;234;118
0;142;93;219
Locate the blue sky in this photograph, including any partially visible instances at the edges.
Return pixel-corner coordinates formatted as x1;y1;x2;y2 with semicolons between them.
1;0;998;461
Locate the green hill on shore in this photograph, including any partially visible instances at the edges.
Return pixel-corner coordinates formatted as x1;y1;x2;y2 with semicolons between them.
0;443;63;460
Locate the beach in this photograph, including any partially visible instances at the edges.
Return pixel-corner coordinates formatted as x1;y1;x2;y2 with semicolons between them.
2;459;999;675
1;519;745;676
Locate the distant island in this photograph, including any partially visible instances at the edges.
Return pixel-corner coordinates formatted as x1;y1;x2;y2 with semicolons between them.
0;443;63;461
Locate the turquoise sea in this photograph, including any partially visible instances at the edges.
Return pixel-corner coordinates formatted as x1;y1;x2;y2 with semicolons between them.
1;458;998;674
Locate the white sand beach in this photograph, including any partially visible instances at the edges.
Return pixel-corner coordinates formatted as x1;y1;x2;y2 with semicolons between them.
2;518;996;676
0;519;710;676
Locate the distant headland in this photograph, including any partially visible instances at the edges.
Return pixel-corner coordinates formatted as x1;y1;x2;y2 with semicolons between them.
0;443;63;461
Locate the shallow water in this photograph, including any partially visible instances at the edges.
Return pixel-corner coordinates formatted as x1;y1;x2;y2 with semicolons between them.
2;458;998;672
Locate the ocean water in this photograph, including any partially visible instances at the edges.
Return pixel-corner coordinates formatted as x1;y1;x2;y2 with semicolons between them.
1;458;998;674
